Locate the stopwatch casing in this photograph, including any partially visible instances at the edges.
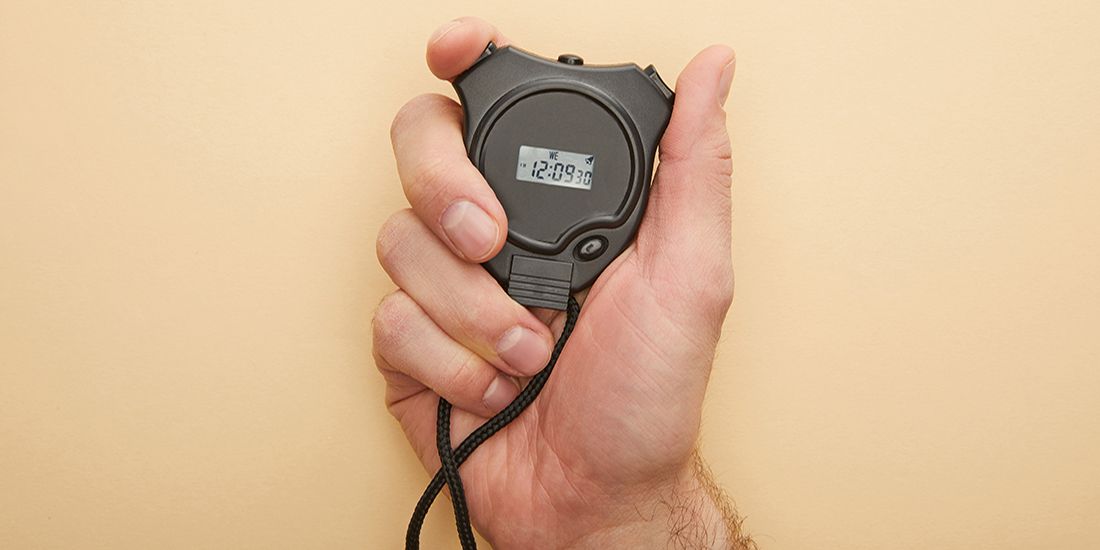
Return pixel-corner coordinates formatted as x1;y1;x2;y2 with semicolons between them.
454;43;673;310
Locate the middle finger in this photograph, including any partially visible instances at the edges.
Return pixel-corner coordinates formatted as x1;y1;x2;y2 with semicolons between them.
376;209;554;377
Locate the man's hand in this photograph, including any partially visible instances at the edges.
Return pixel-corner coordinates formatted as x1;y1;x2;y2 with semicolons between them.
373;17;750;549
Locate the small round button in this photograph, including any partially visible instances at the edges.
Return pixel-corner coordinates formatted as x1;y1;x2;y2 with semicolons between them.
574;236;607;261
557;54;584;66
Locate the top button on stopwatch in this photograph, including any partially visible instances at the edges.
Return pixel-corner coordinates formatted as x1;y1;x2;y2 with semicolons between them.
556;54;584;65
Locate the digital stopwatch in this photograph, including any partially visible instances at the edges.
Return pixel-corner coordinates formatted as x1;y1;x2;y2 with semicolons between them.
455;43;674;309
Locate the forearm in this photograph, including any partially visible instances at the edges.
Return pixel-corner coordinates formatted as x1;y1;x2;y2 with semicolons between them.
565;453;754;550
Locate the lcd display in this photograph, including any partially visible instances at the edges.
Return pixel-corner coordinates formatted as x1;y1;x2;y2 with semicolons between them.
515;145;594;191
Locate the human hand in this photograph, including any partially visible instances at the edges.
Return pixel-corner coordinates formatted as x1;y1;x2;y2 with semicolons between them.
373;17;749;549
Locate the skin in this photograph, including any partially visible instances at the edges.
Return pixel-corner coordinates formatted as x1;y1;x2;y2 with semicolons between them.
374;17;750;549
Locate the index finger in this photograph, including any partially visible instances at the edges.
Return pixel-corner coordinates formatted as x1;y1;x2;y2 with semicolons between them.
426;17;510;81
390;94;507;263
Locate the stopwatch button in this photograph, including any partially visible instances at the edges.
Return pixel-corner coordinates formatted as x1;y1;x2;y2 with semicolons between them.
472;42;497;66
557;54;584;66
643;64;674;99
574;237;607;261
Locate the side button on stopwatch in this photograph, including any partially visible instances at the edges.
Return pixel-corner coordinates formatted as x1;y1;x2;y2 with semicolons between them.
574;236;608;261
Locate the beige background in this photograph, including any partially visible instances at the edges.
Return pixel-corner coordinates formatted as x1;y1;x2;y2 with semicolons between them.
2;1;1098;549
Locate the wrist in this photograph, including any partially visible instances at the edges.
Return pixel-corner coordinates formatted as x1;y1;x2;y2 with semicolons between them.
556;454;752;550
564;474;724;549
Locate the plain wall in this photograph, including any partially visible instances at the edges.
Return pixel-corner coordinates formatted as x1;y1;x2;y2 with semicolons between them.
1;1;1098;548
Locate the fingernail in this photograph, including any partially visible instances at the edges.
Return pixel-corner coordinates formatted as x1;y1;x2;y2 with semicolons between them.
483;375;520;412
440;200;499;261
496;326;552;376
429;20;463;45
717;57;736;106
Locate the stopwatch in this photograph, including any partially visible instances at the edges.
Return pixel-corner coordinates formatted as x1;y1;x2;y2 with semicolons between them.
454;43;674;309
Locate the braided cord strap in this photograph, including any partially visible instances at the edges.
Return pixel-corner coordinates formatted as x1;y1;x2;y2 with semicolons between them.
437;398;477;549
406;296;581;550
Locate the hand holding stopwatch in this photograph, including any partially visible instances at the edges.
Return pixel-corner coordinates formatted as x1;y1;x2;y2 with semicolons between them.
405;44;673;550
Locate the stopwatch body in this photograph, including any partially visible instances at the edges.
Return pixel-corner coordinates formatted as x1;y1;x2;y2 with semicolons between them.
454;43;673;310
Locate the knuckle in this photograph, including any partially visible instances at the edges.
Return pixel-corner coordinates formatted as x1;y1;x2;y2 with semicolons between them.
371;289;416;356
711;140;734;181
407;156;454;209
659;110;733;180
440;352;490;400
374;209;417;272
389;93;446;143
663;132;732;176
453;297;497;343
712;133;734;175
383;385;405;415
372;347;391;377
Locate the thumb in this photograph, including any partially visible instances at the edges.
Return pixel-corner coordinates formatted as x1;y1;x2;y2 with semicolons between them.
635;45;735;311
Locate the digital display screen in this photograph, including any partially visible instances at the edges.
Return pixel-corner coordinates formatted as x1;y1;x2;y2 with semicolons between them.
515;145;594;191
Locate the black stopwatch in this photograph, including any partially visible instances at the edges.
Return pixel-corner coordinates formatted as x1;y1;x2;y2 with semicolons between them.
454;43;674;310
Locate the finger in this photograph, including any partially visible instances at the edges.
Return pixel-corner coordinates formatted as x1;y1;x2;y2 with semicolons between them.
380;387;490;476
426;17;510;81
390;93;507;262
374;354;477;475
376;210;554;377
373;290;520;417
635;46;736;310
